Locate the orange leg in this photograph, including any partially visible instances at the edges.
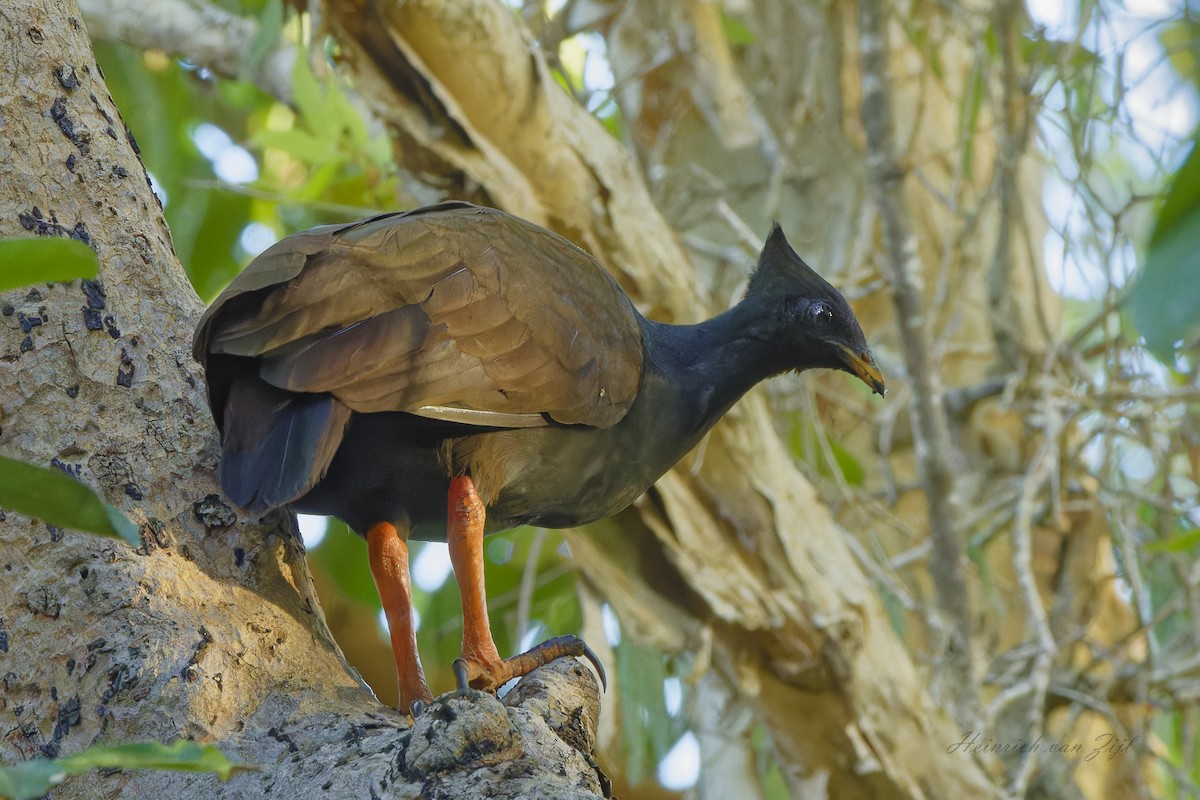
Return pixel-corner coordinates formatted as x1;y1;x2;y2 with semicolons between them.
446;475;607;694
367;521;433;715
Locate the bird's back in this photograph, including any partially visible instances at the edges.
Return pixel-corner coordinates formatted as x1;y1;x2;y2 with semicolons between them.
194;202;645;519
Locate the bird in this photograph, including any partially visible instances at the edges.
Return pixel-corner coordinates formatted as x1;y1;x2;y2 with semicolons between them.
193;201;884;714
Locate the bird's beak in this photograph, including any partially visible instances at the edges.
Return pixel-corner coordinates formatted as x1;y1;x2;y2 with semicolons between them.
834;342;886;397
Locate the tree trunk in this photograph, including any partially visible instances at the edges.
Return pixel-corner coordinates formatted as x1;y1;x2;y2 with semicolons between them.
0;2;606;797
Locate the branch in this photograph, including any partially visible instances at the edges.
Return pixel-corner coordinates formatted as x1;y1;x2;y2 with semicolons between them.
78;0;295;102
857;0;978;725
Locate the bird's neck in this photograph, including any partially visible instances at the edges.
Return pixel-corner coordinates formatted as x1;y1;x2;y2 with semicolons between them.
640;300;780;435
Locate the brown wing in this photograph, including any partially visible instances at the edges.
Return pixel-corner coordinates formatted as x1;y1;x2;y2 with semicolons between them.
195;202;643;429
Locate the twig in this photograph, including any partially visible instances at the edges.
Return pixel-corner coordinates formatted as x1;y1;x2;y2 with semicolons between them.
1002;442;1058;798
79;0;297;103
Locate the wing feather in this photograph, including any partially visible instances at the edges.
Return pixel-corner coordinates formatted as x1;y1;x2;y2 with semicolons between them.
197;202;642;430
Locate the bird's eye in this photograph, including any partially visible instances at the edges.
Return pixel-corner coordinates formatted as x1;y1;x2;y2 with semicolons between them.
808;301;835;324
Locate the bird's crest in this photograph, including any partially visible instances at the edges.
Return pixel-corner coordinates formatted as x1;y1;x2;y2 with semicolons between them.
747;224;843;302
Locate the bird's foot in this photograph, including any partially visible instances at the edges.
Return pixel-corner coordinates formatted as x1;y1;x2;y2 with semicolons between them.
452;634;607;695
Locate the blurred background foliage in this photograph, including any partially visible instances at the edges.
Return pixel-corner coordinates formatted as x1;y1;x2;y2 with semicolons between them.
86;0;1199;796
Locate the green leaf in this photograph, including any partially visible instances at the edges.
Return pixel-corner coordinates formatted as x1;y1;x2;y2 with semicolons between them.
0;237;98;292
720;12;756;47
243;0;285;79
616;641;680;786
827;436;865;487
0;758;66;800
1148;143;1200;251
0;455;139;546
1146;528;1200;554
310;518;377;605
0;740;247;800
788;416;865;486
1131;142;1200;361
56;740;245;779
958;57;985;181
252;128;329;162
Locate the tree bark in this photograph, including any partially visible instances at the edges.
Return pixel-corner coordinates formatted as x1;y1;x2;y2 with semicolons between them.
0;2;606;797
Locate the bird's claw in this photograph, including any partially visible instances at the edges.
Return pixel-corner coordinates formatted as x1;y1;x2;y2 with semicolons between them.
452;634;607;694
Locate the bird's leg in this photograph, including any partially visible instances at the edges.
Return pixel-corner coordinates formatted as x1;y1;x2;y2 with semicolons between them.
446;475;606;694
367;521;433;715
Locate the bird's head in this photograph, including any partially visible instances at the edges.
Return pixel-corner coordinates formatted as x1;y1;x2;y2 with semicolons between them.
745;224;885;396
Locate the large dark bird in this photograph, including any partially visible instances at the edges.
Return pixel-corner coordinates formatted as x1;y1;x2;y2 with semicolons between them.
194;201;884;713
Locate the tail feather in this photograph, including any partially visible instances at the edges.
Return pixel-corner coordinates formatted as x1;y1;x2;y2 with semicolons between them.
219;379;350;513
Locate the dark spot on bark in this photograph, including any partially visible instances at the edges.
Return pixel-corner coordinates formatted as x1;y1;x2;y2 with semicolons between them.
139;518;169;553
27;26;44;44
50;96;90;154
2;304;13;315
20;335;33;353
105;126;117;140
47;694;81;754
431;702;458;723
25;287;42;302
101;663;137;703
117;348;134;387
104;315;121;338
48;525;63;542
66;153;77;172
124;483;142;501
66;657;75;674
70;222;89;244
66;385;79;398
269;727;300;753
234;547;245;567
193;494;236;529
83;307;103;330
17;312;42;333
81;279;106;309
0;624;7;653
23;586;61;618
125;125;140;155
55;65;79;89
86;638;107;652
322;781;332;791
18;212;36;231
50;458;81;478
111;164;128;179
90;95;114;125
